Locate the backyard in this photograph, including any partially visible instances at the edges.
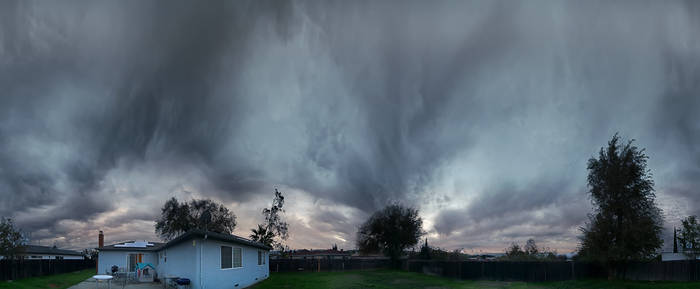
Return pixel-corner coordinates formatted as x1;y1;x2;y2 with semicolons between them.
251;269;700;289
0;269;94;289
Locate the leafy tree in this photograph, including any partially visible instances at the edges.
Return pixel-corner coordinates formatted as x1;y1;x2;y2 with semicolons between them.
678;215;700;259
250;224;275;248
0;218;25;259
579;134;663;278
357;203;424;266
503;239;561;261
505;242;526;260
155;197;237;240
331;244;338;251
524;239;539;256
250;189;289;249
82;248;99;260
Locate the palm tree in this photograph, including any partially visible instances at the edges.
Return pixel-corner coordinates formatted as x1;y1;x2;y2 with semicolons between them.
250;224;275;247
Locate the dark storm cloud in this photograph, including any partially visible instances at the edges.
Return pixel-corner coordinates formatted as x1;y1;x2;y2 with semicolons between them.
0;0;295;232
434;180;588;237
1;0;699;251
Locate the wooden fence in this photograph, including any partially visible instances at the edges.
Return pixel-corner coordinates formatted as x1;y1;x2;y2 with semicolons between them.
270;258;391;272
0;259;96;281
405;260;700;282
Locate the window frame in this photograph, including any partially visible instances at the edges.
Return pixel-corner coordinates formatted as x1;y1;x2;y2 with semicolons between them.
220;246;233;270
232;247;242;268
221;245;243;270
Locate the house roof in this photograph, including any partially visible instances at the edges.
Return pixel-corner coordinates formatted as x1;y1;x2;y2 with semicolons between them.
161;230;272;251
19;245;83;256
98;230;271;252
98;241;166;252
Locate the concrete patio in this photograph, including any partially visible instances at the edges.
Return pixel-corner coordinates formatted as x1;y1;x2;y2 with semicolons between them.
68;278;164;289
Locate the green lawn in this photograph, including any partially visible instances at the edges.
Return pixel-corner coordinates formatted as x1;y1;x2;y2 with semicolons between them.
251;269;700;289
0;269;94;289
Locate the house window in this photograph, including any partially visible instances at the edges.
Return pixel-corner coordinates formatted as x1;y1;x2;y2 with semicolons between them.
258;251;262;265
128;254;142;272
263;252;266;264
221;246;232;269
233;248;242;268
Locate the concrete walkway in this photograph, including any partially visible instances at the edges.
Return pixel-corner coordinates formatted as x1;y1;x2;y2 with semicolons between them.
68;278;163;289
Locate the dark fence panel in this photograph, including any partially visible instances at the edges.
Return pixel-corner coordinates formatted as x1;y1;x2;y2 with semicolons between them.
625;260;700;281
0;259;95;281
406;260;606;282
270;258;391;272
406;260;700;282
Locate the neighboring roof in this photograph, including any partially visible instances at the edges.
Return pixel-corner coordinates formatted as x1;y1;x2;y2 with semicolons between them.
19;245;83;256
290;249;350;256
98;230;271;252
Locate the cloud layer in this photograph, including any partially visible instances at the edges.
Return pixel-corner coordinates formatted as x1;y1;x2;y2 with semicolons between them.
1;1;699;252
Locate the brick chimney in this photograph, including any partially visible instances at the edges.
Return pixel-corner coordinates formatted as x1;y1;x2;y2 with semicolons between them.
98;230;104;248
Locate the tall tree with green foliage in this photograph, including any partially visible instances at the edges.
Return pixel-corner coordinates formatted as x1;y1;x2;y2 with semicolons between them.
250;224;275;247
250;189;289;249
155;197;237;240
357;204;424;267
579;134;663;278
678;215;700;259
0;218;25;259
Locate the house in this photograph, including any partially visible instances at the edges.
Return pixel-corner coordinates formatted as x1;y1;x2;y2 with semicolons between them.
661;252;700;261
288;249;351;260
13;245;84;260
97;230;271;289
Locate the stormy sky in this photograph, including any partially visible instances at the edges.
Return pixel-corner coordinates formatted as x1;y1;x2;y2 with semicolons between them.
1;1;699;253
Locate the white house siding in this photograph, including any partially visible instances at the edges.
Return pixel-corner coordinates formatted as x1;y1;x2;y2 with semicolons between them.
196;238;269;289
97;251;157;275
661;252;700;261
156;240;199;287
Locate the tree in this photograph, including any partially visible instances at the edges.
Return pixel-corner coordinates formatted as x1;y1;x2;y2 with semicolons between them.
250;189;289;249
503;239;560;261
155;197;237;240
673;227;679;253
579;134;663;278
356;204;424;266
524;239;539;256
82;248;99;260
678;215;700;259
418;238;431;260
0;218;25;259
249;224;275;248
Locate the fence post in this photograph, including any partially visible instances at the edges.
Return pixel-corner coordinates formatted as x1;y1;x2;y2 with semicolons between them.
481;262;484;279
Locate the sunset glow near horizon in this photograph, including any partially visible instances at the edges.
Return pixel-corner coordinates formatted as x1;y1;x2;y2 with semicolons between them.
1;1;699;254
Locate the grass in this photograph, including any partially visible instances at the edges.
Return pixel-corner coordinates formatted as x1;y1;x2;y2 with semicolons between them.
251;269;700;289
0;269;94;289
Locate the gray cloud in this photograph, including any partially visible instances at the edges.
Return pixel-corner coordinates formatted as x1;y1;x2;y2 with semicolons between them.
0;0;699;252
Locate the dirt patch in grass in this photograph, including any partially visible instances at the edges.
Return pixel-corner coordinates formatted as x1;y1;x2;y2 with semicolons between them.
391;278;413;284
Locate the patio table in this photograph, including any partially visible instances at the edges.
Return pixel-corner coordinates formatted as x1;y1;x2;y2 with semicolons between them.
93;275;113;289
